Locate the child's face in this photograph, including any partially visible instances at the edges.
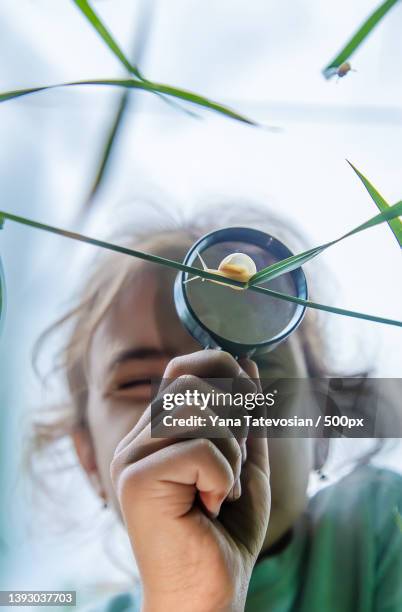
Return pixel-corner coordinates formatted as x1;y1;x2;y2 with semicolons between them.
73;237;314;549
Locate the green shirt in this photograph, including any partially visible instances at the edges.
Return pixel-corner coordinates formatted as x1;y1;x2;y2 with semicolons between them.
82;465;402;612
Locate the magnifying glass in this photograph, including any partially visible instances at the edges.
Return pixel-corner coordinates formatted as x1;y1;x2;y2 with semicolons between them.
174;227;308;358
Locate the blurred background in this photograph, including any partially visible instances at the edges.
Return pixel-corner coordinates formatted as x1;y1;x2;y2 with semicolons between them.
0;0;401;608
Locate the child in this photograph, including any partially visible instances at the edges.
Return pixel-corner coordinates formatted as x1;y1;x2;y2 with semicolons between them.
32;203;402;611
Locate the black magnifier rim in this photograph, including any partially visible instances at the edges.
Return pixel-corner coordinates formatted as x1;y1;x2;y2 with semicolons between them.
174;227;308;357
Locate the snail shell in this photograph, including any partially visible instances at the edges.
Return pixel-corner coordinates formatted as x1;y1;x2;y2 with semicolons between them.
217;252;257;282
185;251;257;290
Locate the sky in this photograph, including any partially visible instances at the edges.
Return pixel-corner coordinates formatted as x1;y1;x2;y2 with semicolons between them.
0;0;401;606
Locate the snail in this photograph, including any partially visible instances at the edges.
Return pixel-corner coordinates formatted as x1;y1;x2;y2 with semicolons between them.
185;252;257;290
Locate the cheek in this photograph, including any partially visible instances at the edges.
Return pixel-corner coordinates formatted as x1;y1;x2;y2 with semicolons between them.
86;389;148;499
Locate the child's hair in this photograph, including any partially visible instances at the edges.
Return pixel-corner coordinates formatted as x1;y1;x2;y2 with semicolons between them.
27;199;384;510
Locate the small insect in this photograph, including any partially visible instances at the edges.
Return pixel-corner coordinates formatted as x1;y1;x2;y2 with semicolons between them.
336;61;353;78
184;252;257;290
333;61;357;82
325;61;356;81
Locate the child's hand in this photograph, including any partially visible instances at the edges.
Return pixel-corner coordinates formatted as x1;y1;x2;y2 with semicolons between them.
110;350;270;612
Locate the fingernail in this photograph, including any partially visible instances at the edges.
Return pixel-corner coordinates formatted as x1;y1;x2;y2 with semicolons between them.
211;502;222;518
233;479;242;500
239;438;247;464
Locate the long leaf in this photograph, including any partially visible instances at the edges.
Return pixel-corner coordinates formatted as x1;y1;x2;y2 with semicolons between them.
249;244;329;286
0;79;257;125
1;211;402;329
72;0;142;78
249;200;402;286
347;161;402;247
82;1;199;212
323;0;399;78
0;211;244;288
72;0;239;122
85;90;130;204
84;0;155;208
251;284;402;329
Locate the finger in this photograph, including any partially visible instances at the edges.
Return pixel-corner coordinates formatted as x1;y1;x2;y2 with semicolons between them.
149;398;245;503
112;375;211;456
113;403;243;492
159;350;256;395
114;374;249;458
117;438;235;519
115;375;226;454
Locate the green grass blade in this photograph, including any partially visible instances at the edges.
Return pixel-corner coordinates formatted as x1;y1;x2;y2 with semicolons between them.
249;200;402;286
323;0;399;78
0;79;257;125
6;1;257;124
1;211;401;329
250;161;402;286
0;86;50;102
342;201;402;238
140;81;257;124
85;90;130;204
84;1;155;209
347;161;402;247
0;211;245;288
249;244;329;285
250;284;402;329
72;0;141;78
72;0;247;122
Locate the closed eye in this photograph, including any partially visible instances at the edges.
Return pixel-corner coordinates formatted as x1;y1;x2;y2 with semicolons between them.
104;351;172;401
117;378;151;390
104;378;153;403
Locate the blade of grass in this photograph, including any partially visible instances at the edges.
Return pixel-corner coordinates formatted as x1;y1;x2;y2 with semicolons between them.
0;211;401;329
84;0;155;208
72;0;142;78
249;200;402;286
80;0;199;213
323;0;400;78
72;0;224;121
347;161;402;247
251;283;402;328
0;211;245;288
86;90;130;204
0;79;257;125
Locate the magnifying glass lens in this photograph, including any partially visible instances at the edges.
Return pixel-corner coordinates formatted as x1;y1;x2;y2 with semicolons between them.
175;228;307;357
186;241;298;344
